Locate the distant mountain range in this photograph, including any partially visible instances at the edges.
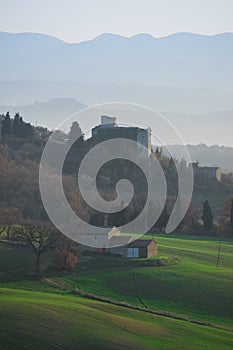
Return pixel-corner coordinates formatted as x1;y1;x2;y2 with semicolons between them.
0;31;233;146
1;31;233;88
0;31;233;111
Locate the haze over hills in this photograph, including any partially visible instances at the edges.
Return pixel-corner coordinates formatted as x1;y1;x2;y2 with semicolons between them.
167;144;233;173
0;98;86;129
1;31;233;88
1;97;233;172
0;31;233;146
0;80;232;114
1;97;232;147
1;31;233;103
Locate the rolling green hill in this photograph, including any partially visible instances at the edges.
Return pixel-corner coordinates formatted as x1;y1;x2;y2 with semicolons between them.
0;234;233;349
52;235;233;328
0;288;233;350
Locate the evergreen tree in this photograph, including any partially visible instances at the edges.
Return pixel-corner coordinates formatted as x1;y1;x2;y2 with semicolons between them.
69;121;84;146
179;158;188;174
156;205;169;231
154;146;163;158
20;118;33;138
12;113;22;138
202;200;213;233
1;112;12;138
169;157;176;169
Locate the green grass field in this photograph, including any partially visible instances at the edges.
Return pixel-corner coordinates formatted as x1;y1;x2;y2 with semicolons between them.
1;288;233;350
52;235;233;328
0;234;233;349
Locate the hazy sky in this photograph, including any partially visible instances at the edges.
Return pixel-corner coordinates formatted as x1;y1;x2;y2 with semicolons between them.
0;0;233;42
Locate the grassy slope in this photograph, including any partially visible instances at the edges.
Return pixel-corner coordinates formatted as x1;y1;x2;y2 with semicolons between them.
0;288;233;350
1;235;233;349
52;235;233;327
0;242;35;272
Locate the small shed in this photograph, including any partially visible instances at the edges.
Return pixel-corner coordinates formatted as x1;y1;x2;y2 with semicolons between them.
126;240;158;259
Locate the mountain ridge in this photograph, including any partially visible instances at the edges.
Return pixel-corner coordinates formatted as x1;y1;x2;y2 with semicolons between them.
1;30;233;43
1;31;233;87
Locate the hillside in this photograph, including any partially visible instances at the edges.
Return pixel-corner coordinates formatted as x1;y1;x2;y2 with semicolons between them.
1;235;233;328
166;143;233;173
1;98;233;146
1;288;232;350
1;80;232;116
0;235;233;349
53;235;233;328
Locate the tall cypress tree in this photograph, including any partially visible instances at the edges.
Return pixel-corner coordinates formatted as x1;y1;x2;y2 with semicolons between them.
12;113;21;138
1;112;12;138
202;200;213;233
69;121;84;147
156;205;169;231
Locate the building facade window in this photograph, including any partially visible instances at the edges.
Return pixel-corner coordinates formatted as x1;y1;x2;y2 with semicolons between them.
127;247;139;258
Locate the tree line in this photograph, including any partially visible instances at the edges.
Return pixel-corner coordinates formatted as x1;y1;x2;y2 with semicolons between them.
1;112;33;139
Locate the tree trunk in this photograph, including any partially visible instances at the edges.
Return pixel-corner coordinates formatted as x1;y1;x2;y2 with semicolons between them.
35;253;41;280
6;226;11;240
63;245;70;272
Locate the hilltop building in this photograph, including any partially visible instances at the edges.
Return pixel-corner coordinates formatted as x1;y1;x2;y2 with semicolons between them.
91;115;152;158
189;162;222;182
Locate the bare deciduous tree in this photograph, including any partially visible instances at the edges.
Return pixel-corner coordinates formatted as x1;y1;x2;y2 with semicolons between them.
13;224;56;279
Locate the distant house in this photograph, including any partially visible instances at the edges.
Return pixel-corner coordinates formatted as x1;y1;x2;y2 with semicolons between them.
109;239;158;259
126;240;158;259
189;162;222;182
79;227;158;259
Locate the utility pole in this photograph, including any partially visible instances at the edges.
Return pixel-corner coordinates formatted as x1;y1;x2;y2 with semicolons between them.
216;242;222;268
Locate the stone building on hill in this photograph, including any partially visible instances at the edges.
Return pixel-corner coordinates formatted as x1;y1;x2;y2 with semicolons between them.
189;162;222;182
91;115;152;158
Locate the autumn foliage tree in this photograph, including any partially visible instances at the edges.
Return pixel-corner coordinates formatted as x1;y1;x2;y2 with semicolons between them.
0;154;46;222
53;234;79;272
54;248;78;272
